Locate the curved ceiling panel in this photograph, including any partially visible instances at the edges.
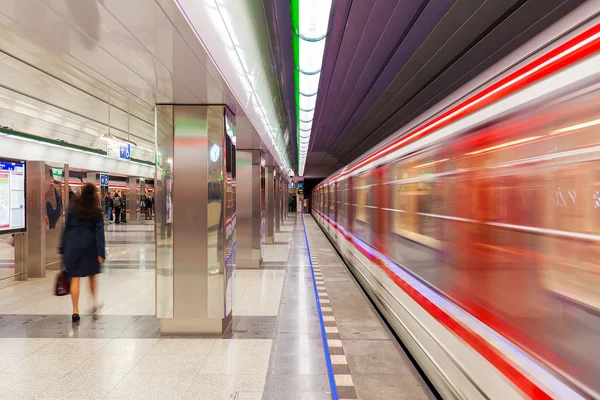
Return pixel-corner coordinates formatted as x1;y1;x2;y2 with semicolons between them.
305;0;586;177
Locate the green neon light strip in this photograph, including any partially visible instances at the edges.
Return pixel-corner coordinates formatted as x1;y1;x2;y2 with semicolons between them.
291;0;300;173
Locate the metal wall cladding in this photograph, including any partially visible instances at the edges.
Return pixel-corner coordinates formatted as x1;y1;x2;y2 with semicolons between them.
155;104;235;325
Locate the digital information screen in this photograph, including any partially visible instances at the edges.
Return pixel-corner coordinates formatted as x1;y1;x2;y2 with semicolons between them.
0;160;25;233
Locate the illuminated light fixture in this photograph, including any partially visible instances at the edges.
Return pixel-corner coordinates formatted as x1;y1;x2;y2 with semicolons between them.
292;0;333;176
210;144;221;162
550;118;600;134
465;136;541;156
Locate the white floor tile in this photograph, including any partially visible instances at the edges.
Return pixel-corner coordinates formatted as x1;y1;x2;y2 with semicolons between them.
39;372;126;399
10;352;86;375
38;338;110;355
73;352;146;375
98;339;159;355
183;374;266;399
149;338;215;355
0;354;26;372
131;353;207;375
105;373;195;399
0;372;63;398
0;338;55;355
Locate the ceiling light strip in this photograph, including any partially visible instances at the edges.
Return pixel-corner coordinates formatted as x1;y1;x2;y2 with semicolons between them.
292;0;333;176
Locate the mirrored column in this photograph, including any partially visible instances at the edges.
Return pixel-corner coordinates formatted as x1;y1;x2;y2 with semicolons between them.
275;169;281;232
236;149;264;268
155;105;236;334
265;163;275;244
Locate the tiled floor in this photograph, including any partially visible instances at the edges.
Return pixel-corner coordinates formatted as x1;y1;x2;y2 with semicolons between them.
0;214;430;399
304;215;432;400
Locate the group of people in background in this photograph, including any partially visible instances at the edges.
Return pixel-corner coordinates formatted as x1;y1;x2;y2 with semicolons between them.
103;190;154;224
103;191;126;224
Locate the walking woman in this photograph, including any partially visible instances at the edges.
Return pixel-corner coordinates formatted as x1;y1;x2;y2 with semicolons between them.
60;183;106;323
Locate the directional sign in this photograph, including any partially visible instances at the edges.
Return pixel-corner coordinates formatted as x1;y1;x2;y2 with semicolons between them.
119;143;131;160
107;140;131;161
100;173;109;187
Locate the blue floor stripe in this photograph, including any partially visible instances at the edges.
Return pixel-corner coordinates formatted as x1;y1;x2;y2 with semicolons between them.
302;213;339;400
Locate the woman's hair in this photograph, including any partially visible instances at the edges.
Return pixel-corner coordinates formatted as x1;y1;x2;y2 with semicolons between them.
76;183;101;220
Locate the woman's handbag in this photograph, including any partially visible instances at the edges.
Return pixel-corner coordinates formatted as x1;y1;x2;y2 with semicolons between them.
55;271;71;296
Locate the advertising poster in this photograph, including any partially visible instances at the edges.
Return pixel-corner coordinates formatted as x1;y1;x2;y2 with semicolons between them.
0;160;25;233
44;165;63;230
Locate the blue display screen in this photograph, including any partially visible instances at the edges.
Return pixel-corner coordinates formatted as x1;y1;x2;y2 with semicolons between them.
0;159;26;233
0;161;25;172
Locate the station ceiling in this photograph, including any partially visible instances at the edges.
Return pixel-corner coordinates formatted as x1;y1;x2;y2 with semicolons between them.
283;0;586;178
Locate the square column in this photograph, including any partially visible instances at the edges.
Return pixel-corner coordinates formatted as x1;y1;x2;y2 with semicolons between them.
236;149;264;268
264;164;275;244
25;161;46;278
155;105;236;335
275;169;281;232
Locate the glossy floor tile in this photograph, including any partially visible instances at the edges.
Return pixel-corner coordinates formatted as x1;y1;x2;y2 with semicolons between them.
0;214;432;399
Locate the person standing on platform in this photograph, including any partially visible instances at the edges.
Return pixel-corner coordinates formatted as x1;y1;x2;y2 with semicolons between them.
114;192;122;224
105;192;114;224
120;193;127;224
145;194;153;220
60;183;105;323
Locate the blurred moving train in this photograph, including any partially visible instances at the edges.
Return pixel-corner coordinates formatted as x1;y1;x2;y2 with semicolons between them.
313;11;600;400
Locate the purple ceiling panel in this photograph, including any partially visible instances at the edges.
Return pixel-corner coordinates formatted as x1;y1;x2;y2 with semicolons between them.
311;0;373;151
316;0;427;156
331;0;453;157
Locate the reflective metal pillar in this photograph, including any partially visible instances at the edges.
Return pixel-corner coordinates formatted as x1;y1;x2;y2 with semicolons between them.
275;169;281;232
128;177;138;222
25;161;45;278
62;164;69;214
265;164;275;244
236;149;264;269
155;104;236;335
283;176;288;221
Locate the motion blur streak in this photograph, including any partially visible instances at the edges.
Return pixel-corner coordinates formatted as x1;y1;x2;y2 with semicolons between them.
313;20;600;399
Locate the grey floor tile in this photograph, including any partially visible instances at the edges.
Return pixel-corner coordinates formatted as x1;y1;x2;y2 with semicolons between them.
262;391;332;400
352;374;428;400
343;339;415;376
267;354;328;375
336;319;391;340
262;373;331;393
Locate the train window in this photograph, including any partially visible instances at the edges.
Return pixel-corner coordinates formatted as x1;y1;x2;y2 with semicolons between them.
338;180;347;227
354;172;374;245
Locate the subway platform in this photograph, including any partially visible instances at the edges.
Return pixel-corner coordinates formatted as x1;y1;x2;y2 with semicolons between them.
0;214;429;399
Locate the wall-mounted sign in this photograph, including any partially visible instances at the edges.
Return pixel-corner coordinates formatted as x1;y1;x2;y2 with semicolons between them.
107;140;131;160
52;168;63;180
100;173;109;187
298;182;304;189
288;182;294;188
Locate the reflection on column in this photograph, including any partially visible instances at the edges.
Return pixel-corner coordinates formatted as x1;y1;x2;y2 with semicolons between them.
155;104;174;319
275;169;281;232
236;149;263;269
155;104;235;334
265;164;275;244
